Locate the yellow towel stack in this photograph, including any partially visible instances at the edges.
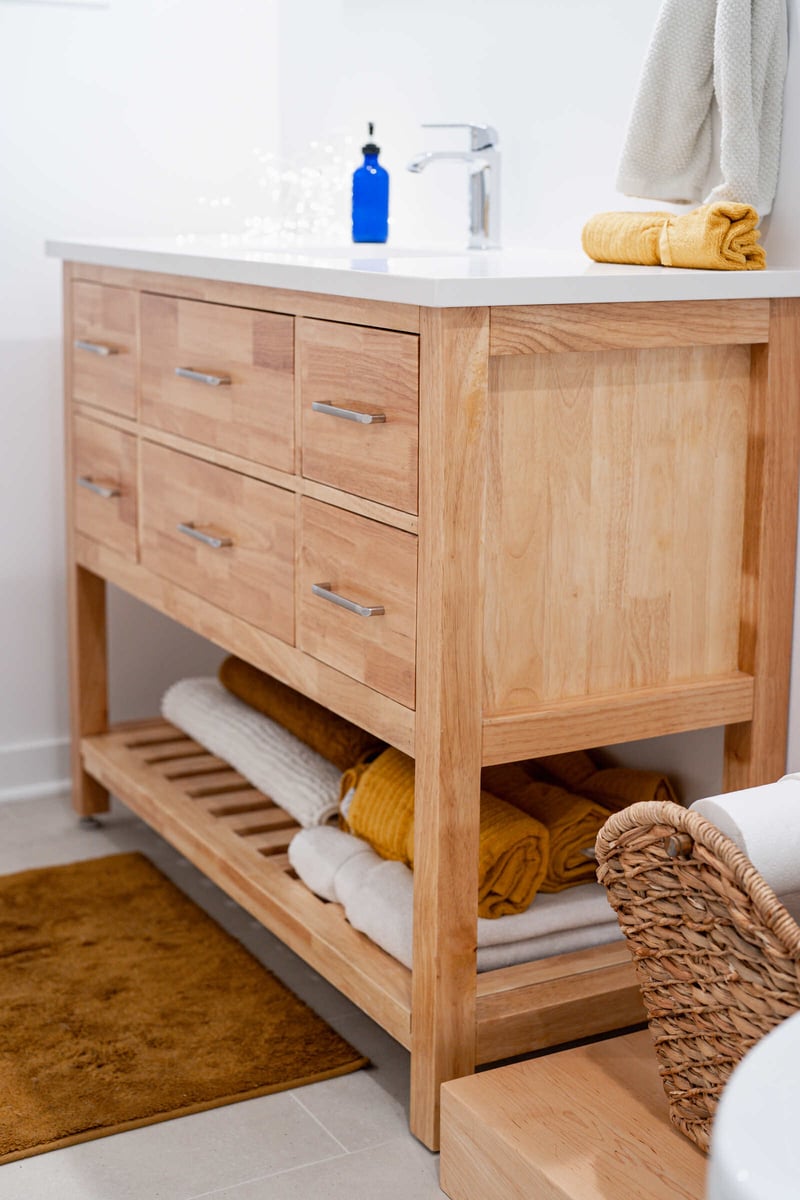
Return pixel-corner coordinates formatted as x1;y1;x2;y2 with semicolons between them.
341;748;550;918
581;202;765;271
481;763;607;891
219;656;384;772
529;749;679;813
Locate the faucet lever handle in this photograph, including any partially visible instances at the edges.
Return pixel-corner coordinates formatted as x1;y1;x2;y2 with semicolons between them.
421;123;499;151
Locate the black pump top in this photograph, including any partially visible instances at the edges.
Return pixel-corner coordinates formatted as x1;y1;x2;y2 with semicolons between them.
362;121;380;155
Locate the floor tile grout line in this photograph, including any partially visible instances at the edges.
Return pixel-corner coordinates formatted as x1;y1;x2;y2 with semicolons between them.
181;1135;435;1200
288;1092;351;1153
181;1147;353;1200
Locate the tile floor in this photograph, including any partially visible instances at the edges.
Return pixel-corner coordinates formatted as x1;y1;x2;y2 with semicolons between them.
0;793;447;1200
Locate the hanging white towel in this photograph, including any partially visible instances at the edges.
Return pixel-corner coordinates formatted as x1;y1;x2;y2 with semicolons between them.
617;0;788;217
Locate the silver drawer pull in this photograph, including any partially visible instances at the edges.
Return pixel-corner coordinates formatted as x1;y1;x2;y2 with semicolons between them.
311;401;386;425
177;522;233;549
175;366;231;387
74;339;118;357
312;582;385;618
77;475;121;499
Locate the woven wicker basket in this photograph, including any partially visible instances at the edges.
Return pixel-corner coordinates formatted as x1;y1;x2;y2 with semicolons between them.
595;799;800;1152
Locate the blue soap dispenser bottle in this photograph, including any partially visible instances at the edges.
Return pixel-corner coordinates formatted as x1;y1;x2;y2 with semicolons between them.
352;122;389;243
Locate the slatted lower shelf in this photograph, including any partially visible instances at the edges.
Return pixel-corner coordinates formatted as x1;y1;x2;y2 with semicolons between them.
81;719;644;1065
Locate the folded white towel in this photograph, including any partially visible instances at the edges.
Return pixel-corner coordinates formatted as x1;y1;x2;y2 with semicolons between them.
617;0;788;217
288;825;622;972
690;775;800;895
287;822;374;901
161;677;342;828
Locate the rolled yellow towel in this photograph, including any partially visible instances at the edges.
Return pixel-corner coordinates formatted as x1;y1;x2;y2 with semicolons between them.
529;750;679;813
582;202;765;271
482;763;606;892
342;748;550;918
218;656;384;771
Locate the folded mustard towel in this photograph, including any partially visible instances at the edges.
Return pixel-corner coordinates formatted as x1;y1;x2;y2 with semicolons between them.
581;202;765;271
219;656;384;772
529;750;679;813
341;748;550;918
482;763;606;892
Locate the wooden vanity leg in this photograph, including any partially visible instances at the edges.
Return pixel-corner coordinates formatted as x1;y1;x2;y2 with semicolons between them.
66;565;110;816
410;306;489;1150
63;263;110;817
724;298;800;792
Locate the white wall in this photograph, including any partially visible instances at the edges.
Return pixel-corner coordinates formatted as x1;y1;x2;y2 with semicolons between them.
0;0;281;799
2;0;799;802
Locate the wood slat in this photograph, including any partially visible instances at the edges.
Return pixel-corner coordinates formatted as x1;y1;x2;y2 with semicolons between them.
475;946;643;1064
490;298;770;356
482;673;755;764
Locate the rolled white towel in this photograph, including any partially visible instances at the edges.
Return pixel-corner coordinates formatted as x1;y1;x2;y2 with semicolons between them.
690;775;800;896
162;677;342;828
289;826;623;971
287;824;374;902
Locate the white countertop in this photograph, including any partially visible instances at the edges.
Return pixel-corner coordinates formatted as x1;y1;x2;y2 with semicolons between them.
45;233;800;308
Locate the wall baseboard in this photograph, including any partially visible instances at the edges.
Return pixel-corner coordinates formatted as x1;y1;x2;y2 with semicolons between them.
0;736;71;804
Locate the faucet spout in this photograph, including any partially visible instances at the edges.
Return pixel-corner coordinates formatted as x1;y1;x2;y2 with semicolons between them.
406;150;475;174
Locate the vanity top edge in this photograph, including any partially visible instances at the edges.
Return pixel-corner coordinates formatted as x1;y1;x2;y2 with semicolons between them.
45;235;800;309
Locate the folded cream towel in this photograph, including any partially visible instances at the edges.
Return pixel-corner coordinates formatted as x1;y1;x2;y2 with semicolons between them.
689;776;800;895
288;826;621;971
617;0;788;217
582;203;765;271
161;677;342;828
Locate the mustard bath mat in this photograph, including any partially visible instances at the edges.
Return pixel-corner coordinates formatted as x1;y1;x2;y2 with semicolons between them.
0;852;367;1164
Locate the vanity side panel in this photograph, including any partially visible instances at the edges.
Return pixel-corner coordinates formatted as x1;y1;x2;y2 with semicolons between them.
482;343;750;716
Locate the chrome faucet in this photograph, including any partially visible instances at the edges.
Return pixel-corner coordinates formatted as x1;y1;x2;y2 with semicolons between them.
407;123;501;250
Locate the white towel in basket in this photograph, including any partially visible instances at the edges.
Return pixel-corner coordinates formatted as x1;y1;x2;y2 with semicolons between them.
690;774;800;896
161;677;342;827
288;825;622;971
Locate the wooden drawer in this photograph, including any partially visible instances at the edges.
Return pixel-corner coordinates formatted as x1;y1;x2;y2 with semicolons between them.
72;413;138;559
140;441;294;644
140;294;294;473
298;318;419;514
298;497;417;707
71;282;137;418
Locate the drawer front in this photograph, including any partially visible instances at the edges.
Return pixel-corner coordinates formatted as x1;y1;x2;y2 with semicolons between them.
141;441;294;643
298;318;419;514
298;498;417;707
140;294;294;473
73;413;138;559
71;282;137;418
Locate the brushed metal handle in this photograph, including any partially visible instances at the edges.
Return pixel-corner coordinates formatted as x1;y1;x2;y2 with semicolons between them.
311;401;386;425
177;522;233;549
74;339;118;357
312;582;385;618
77;475;121;499
175;366;231;387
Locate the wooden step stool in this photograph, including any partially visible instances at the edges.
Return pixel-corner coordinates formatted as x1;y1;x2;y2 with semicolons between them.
439;1031;706;1200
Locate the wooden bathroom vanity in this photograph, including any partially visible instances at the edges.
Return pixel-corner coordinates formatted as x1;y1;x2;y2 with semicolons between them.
51;236;800;1148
